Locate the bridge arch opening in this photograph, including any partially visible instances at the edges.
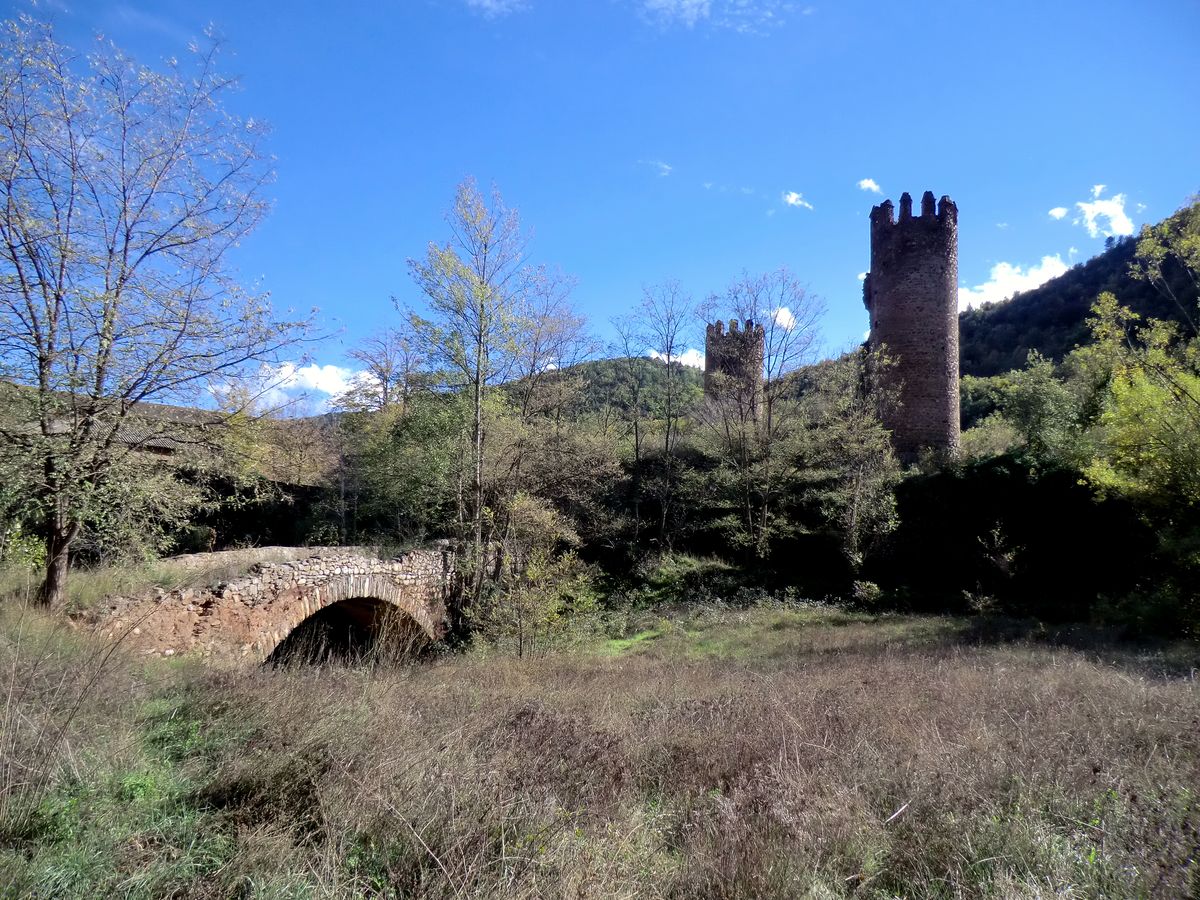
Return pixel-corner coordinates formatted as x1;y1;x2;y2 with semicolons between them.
265;597;430;666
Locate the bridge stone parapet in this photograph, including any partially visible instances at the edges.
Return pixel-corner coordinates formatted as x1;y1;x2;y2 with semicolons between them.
93;544;456;664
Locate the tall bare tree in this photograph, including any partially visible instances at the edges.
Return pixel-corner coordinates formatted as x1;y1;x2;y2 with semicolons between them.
724;268;824;433
639;281;698;456
634;281;701;544
336;325;425;413
610;314;651;542
490;269;595;572
0;17;306;604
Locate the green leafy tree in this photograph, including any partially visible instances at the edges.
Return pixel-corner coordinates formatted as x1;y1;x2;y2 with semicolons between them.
335;395;464;544
407;179;595;627
1132;197;1200;334
999;351;1087;467
468;492;597;657
1076;202;1200;634
1084;293;1200;509
796;350;901;571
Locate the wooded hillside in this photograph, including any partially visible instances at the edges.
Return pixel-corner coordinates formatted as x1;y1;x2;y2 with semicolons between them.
959;227;1198;376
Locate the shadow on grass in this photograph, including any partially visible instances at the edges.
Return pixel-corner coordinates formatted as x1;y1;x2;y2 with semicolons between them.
599;602;1199;680
945;614;1200;679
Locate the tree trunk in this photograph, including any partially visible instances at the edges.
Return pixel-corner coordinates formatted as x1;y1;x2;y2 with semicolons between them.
36;521;76;607
471;342;486;607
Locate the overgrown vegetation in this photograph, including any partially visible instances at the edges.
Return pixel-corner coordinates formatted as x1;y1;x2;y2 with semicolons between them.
1;603;1196;898
944;199;1200;636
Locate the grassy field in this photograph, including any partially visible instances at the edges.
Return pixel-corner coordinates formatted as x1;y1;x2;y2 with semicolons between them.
1;601;1197;898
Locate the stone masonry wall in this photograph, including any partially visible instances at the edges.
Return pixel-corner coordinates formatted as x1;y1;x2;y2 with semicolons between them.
864;190;961;462
93;546;455;664
704;319;766;413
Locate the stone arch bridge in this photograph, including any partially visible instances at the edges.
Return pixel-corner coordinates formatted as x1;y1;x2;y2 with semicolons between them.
93;546;456;664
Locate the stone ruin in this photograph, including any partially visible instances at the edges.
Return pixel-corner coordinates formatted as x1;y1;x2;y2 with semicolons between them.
90;545;455;664
704;318;766;415
863;190;961;462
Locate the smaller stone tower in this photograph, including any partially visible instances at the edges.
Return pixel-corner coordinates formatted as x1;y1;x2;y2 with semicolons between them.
863;190;960;462
704;319;766;415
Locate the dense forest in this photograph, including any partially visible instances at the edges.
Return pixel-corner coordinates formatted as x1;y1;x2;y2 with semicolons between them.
960;229;1199;375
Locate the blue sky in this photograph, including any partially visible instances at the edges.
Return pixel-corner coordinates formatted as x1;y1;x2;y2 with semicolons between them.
34;0;1200;404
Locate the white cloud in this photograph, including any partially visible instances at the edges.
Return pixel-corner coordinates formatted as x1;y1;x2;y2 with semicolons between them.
229;361;367;413
1075;188;1134;238
740;186;756;195
640;0;796;32
464;0;527;16
702;181;714;190
641;0;711;27
958;255;1069;310
857;272;867;281
857;178;882;194
782;190;813;210
647;347;705;369
1048;207;1068;220
639;158;673;177
996;222;1009;230
774;307;796;330
276;362;360;397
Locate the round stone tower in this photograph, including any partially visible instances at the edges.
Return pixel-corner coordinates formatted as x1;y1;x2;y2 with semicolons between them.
863;190;960;463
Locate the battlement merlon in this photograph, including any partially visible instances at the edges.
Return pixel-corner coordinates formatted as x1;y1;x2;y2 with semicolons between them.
869;192;957;230
707;319;765;342
936;194;958;225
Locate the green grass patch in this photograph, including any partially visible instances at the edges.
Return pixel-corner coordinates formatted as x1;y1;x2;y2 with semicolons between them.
596;603;963;663
0;688;236;900
598;626;667;655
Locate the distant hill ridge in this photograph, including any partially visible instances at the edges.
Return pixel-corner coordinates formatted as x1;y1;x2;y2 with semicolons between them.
958;222;1197;377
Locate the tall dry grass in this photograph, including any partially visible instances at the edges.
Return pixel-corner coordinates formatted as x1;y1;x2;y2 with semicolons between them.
1;604;1197;898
